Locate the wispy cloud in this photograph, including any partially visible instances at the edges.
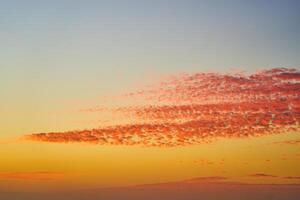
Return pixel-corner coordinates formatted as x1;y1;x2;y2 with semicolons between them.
248;173;278;178
132;174;300;190
183;176;227;183
0;171;64;181
273;139;300;145
284;176;300;180
132;176;229;189
25;68;300;147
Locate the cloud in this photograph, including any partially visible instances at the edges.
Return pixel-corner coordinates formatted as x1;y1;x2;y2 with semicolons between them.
132;176;229;189
0;171;64;181
183;176;227;183
284;176;300;180
127;67;300;105
25;68;300;147
273;139;300;145
131;174;300;190
248;173;278;178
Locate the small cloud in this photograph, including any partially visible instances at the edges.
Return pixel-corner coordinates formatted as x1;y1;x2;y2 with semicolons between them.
132;176;229;189
284;176;300;180
248;173;278;178
273;139;300;145
193;159;215;165
184;176;227;183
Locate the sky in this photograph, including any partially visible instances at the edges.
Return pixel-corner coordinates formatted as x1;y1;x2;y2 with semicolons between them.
0;0;300;199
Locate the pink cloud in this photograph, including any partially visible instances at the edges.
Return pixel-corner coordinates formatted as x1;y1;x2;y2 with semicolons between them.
25;68;300;147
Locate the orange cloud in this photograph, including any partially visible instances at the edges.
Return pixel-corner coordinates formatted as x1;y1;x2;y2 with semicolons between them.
273;139;300;145
25;68;300;147
285;176;300;180
132;176;229;189
183;176;227;183
131;174;300;190
248;173;278;178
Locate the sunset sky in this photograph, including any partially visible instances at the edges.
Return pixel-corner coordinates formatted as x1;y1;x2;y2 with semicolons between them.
0;1;300;199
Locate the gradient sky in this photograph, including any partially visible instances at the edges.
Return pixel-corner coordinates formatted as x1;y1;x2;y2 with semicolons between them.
0;1;300;199
1;0;299;134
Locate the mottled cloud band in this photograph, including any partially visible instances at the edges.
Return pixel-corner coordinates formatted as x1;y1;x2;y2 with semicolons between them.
26;68;300;147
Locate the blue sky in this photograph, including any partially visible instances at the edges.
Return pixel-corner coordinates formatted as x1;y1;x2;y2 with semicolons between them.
0;0;299;105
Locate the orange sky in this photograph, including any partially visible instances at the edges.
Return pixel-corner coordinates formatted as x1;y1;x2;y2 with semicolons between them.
1;68;300;194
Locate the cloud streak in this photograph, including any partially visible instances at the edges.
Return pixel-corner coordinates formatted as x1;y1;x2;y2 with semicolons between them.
248;173;278;178
273;139;300;145
285;176;300;180
26;68;300;147
0;171;64;181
